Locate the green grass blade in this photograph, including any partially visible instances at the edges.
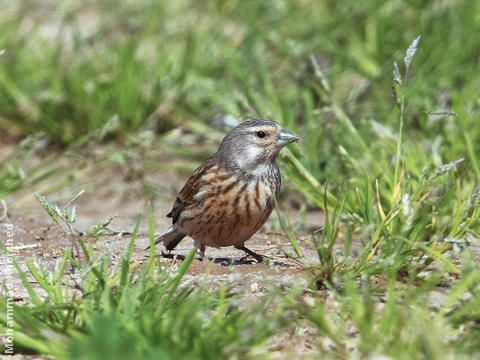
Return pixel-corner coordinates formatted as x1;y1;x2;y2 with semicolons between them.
0;241;42;306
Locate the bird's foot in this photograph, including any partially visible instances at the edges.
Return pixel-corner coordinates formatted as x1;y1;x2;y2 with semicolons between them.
238;255;255;265
234;245;265;263
158;249;171;258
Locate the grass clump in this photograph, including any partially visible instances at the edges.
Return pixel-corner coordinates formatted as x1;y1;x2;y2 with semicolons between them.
285;34;479;278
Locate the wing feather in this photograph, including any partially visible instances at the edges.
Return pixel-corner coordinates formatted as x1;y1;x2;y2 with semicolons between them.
167;157;217;224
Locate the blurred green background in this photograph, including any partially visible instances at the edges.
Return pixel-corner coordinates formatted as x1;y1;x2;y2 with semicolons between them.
2;0;479;167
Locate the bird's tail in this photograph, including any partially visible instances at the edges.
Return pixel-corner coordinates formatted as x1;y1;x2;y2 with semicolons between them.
145;226;186;251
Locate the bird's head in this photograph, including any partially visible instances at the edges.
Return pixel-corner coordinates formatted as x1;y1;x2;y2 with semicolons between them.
217;119;299;173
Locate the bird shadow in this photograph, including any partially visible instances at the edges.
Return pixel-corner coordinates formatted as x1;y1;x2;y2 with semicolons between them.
158;252;294;267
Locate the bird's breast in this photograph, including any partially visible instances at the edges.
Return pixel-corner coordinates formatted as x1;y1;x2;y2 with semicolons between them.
179;166;280;247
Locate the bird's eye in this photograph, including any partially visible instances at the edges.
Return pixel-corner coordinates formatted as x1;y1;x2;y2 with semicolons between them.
256;131;266;138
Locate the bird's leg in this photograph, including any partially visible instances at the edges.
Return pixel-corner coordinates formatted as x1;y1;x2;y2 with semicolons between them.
198;244;206;261
194;241;206;261
234;244;264;263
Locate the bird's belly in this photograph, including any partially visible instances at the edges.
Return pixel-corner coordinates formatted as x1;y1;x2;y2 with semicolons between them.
179;178;276;247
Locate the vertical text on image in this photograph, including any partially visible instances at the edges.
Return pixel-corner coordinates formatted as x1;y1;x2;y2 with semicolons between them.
1;200;15;355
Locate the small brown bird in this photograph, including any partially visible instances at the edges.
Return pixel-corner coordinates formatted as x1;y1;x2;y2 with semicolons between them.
151;119;299;261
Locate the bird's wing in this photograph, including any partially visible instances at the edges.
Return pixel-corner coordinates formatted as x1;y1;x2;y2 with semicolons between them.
167;156;217;224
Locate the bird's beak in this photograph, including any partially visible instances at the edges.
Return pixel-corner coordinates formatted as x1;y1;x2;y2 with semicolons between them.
277;129;299;147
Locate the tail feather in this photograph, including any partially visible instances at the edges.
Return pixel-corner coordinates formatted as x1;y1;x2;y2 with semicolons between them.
145;226;186;251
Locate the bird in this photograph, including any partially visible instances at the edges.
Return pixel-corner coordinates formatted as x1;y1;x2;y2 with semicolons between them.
149;119;299;262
